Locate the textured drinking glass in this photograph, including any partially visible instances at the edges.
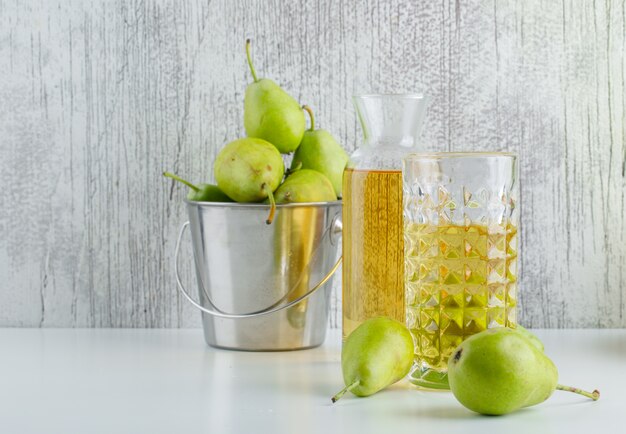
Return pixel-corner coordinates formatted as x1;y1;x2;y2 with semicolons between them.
403;152;519;389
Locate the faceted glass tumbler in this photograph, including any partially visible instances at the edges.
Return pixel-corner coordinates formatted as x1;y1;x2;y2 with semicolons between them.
402;152;519;389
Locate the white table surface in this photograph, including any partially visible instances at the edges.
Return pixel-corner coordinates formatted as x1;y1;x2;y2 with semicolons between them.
0;328;623;434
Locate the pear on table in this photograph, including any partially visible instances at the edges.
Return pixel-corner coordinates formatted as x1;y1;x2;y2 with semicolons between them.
214;137;284;224
244;39;305;154
290;106;348;197
513;325;544;351
448;327;600;416
331;317;414;403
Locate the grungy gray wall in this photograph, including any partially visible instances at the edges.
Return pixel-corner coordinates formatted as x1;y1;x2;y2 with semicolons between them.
0;0;624;328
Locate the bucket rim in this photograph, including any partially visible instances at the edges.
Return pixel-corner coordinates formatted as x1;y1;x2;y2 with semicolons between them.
184;199;342;208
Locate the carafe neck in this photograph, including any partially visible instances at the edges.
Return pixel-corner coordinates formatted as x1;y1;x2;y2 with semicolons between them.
354;94;428;149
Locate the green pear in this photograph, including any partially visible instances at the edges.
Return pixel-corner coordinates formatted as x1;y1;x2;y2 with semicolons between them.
331;317;414;403
163;172;233;202
448;328;599;415
214;137;284;224
290;106;348;196
513;325;544;352
244;39;305;154
273;169;337;204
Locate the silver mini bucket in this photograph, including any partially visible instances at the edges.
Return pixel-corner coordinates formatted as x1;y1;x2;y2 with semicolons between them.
175;200;342;351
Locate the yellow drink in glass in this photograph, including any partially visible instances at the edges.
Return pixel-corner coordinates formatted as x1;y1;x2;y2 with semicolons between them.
403;153;519;389
405;223;517;387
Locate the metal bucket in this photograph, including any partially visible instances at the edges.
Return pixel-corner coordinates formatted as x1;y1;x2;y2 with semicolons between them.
174;200;342;351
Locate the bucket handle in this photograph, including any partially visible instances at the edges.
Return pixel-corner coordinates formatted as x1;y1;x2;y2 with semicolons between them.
174;219;342;319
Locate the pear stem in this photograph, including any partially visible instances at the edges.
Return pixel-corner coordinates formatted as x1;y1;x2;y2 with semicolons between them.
331;380;360;403
302;105;315;130
556;384;600;401
245;39;258;82
285;161;302;177
163;171;199;192
264;185;276;225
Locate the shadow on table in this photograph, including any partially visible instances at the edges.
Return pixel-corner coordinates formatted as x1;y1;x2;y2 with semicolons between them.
401;405;478;420
587;335;626;359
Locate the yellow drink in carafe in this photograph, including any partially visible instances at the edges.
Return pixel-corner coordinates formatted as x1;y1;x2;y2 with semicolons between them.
342;168;404;339
405;222;518;386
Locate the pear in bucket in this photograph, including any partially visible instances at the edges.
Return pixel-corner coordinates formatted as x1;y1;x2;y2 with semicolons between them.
332;317;414;402
244;39;305;154
273;170;337;204
290;106;348;197
162;172;233;202
214;137;284;224
448;327;600;416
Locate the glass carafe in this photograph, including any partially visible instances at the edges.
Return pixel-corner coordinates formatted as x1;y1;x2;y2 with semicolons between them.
342;94;429;339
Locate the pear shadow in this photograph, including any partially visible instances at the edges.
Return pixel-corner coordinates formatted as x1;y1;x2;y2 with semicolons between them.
541;398;603;409
395;383;451;393
397;404;480;420
324;385;471;416
584;335;626;359
323;395;367;407
402;404;551;420
322;384;415;408
252;362;342;398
